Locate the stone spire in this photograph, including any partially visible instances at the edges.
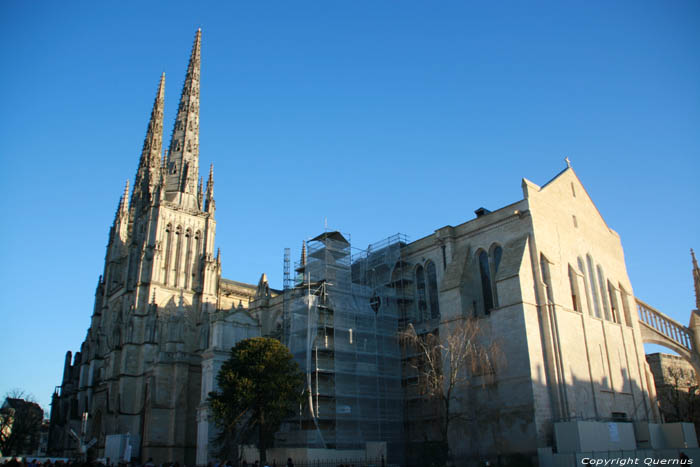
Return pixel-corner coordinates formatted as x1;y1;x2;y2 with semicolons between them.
165;29;202;207
692;249;700;310
205;163;215;215
300;240;307;267
131;73;165;215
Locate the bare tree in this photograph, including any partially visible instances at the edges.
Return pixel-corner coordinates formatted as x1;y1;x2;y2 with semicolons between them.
400;318;502;466
0;389;44;456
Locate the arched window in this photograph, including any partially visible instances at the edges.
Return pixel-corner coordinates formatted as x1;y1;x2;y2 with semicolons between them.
540;254;554;304
415;265;427;321
490;245;503;308
586;255;602;318
194;231;202;287
619;284;633;327
578;257;593;316
597;265;611;321
607;280;620;324
174;226;183;287
426;260;440;320
568;265;582;312
164;224;173;285
478;250;494;314
184;229;192;289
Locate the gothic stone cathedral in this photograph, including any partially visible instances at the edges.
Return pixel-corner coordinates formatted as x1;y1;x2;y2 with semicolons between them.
49;31;662;466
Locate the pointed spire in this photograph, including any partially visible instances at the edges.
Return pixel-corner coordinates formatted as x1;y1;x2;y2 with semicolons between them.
692;249;700;310
165;29;202;205
205;163;215;214
300;240;307;266
131;73;166;214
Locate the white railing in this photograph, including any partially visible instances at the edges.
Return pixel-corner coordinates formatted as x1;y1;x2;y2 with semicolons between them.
636;298;693;351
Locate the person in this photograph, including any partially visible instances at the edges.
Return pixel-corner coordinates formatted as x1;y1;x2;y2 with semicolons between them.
286;459;294;467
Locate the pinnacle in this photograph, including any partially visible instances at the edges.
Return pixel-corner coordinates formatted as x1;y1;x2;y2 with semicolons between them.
116;180;130;218
122;180;130;207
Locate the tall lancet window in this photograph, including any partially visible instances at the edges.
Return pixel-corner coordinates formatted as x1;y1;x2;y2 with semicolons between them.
568;265;582;312
164;224;173;285
607;281;620;324
174;226;183;287
540;254;554;304
586;254;602;319
619;284;633;327
597;265;611;321
491;245;503;308
415;265;428;322
184;229;192;289
426;260;440;320
194;231;202;288
478;250;494;314
578;257;593;316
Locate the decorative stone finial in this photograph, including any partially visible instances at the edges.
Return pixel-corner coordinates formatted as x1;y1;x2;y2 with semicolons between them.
565;157;571;168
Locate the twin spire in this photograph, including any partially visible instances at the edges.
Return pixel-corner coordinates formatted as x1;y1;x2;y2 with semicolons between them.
122;29;212;219
131;72;165;214
165;28;202;203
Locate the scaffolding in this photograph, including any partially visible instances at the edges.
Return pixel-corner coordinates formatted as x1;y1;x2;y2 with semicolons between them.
279;232;408;454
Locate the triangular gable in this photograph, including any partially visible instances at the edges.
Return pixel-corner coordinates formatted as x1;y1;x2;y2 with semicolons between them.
524;167;614;234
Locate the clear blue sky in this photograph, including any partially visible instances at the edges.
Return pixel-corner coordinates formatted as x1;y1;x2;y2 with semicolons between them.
1;1;698;413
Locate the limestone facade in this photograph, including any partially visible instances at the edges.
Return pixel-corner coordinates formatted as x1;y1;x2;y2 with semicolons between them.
48;30;662;465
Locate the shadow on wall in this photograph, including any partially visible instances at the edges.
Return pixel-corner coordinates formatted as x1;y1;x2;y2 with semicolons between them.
405;363;665;467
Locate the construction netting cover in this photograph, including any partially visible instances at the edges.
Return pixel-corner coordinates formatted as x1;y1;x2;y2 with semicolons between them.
280;232;408;451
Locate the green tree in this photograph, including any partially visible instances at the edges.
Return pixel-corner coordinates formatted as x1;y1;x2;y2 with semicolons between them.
209;337;305;465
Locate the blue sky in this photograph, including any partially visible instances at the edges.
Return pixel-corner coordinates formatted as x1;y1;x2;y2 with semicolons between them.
0;1;698;412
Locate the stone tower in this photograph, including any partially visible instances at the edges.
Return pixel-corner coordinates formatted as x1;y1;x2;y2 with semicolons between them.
50;30;220;465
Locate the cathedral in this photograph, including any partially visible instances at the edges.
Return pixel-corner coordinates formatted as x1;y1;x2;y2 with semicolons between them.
49;30;666;466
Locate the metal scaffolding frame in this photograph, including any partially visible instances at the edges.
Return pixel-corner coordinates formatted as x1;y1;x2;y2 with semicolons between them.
278;232;408;453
